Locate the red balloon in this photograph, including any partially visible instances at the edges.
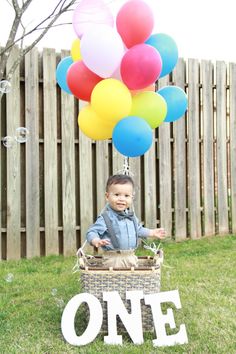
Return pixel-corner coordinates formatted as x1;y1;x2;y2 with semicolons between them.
120;44;162;90
116;0;154;48
66;60;102;101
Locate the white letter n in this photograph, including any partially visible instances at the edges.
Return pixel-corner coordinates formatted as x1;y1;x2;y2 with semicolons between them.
103;290;144;345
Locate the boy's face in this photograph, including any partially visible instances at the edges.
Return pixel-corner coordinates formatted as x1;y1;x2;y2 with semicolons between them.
105;183;134;212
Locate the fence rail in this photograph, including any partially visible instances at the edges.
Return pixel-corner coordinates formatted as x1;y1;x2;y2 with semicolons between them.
1;46;236;260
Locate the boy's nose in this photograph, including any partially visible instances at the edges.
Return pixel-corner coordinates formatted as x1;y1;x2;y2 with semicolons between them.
118;195;125;200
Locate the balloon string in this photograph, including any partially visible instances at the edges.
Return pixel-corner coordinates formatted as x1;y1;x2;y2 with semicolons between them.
123;156;130;175
116;156;134;176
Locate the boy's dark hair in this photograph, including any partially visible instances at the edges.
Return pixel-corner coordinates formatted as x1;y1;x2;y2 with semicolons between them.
106;174;134;192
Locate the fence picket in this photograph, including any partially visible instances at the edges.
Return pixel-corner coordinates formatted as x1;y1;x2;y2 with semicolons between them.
0;93;1;259
61;51;76;256
112;146;124;174
229;63;236;233
188;59;202;239
6;46;21;259
216;61;229;234
129;158;141;220
201;60;215;236
158;76;172;235
79;100;93;249
25;48;40;257
43;48;59;255
144;131;157;229
96;141;109;214
173;58;187;241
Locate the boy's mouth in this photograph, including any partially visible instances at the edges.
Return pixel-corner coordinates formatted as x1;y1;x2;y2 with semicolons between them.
116;203;126;207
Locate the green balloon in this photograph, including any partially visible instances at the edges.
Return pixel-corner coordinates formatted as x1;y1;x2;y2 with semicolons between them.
130;91;167;129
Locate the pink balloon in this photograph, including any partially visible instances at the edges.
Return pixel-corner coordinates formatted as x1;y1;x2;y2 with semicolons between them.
120;44;162;90
73;0;114;38
116;0;154;48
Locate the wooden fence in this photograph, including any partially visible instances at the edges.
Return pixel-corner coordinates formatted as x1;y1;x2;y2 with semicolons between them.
1;46;236;260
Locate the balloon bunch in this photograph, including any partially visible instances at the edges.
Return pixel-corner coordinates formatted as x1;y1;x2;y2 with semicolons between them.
56;0;188;157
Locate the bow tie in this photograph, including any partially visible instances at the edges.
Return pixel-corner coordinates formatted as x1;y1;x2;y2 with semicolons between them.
116;211;134;221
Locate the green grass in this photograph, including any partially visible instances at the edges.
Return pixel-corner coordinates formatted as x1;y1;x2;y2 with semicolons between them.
0;235;236;354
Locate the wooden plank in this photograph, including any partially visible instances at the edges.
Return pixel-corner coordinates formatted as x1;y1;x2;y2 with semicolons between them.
157;75;172;235
6;46;21;259
25;48;40;257
79;100;93;249
172;58;187;241
0;89;2;259
61;50;76;256
216;61;229;234
144;131;157;229
112;146;124;174
112;144;141;216
229;63;236;233
43;48;58;255
129;157;141;220
201;60;215;236
96;140;109;214
188;59;201;239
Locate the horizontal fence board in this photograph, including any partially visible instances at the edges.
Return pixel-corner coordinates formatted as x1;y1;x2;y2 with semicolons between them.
216;61;229;234
6;46;21;260
25;48;40;258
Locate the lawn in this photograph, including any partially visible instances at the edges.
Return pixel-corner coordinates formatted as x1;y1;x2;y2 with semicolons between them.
0;235;236;353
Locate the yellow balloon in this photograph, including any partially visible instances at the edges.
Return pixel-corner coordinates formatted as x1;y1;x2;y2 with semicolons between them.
71;38;82;62
91;79;132;124
130;91;167;129
78;104;114;140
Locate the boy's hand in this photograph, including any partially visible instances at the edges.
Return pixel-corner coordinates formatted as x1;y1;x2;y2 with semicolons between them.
149;228;166;240
91;238;111;248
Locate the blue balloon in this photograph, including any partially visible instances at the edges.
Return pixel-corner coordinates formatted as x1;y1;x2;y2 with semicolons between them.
146;33;178;78
112;116;153;157
158;86;187;123
56;56;73;94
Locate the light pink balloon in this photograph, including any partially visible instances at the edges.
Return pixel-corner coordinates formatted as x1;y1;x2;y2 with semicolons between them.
73;0;114;39
80;24;125;78
116;0;154;48
120;44;162;90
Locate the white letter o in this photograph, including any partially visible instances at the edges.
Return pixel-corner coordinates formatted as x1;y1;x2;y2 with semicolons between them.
61;293;103;346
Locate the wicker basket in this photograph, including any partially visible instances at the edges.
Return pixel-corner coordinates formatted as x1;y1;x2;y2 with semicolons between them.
78;250;163;332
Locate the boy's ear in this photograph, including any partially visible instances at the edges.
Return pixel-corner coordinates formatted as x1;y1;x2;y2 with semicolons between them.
105;192;109;201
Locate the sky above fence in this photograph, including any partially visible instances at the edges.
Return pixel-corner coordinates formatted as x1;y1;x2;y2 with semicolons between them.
0;0;235;61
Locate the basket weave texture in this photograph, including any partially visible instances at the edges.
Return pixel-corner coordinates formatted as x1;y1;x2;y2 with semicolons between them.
79;253;163;332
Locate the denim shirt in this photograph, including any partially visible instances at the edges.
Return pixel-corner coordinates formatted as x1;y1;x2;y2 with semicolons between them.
86;205;150;250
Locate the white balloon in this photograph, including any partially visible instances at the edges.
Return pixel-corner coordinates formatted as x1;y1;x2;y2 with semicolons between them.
80;24;125;78
72;0;114;39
